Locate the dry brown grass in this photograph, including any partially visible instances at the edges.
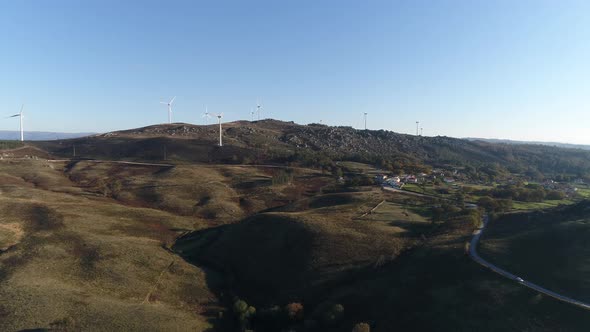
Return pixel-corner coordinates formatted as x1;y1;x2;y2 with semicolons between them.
0;160;215;331
175;189;433;304
66;162;331;223
0;160;334;331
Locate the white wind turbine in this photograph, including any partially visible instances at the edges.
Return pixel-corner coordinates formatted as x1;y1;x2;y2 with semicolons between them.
8;104;24;141
202;106;211;124
213;113;224;146
160;96;176;124
250;108;255;121
256;100;262;120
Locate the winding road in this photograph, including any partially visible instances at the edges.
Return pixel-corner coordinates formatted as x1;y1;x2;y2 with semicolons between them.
470;215;590;310
385;184;590;311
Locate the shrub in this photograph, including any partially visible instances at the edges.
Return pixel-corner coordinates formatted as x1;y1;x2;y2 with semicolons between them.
272;169;294;185
546;190;565;200
314;303;344;326
285;302;304;321
25;205;64;233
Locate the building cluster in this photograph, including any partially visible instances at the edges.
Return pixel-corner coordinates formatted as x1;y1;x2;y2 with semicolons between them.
375;173;427;189
374;167;464;189
542;179;579;197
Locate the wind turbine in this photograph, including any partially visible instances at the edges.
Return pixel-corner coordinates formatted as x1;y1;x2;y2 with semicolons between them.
250;108;255;121
363;112;368;130
202;106;211;124
416;121;420;136
213;113;224;146
256;100;262;120
420;127;423;136
8;104;24;141
160;96;176;124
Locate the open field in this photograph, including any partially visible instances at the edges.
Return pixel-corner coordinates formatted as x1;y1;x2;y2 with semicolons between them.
403;181;580;212
337;161;381;175
510;199;574;210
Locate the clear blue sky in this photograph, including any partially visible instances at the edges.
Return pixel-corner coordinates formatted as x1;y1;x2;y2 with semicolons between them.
1;0;590;143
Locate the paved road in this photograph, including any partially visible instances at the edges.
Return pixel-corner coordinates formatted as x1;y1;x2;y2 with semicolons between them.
470;215;590;310
385;185;590;311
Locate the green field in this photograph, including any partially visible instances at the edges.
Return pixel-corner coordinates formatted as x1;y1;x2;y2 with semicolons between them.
479;201;590;303
510;199;574;210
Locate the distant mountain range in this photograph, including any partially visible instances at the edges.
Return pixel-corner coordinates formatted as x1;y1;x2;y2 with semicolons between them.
464;137;590;151
0;131;94;141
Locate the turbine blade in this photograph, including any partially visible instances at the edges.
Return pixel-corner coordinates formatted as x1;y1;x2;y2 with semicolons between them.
170;96;176;104
8;114;20;118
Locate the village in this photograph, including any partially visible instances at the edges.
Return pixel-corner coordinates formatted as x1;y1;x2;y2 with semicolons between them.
370;165;588;211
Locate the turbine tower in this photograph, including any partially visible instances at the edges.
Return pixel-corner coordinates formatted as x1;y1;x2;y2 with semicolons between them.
250;108;255;121
160;96;176;124
9;105;24;141
363;112;368;130
416;121;419;136
420;127;423;136
214;113;224;146
202;106;211;124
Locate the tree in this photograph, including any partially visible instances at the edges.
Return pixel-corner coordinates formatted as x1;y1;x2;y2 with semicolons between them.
333;167;343;178
454;192;465;206
233;299;256;330
352;322;371;332
419;181;427;193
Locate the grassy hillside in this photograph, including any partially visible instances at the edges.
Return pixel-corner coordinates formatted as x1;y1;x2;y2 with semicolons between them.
479;200;590;303
0;160;216;331
0;159;337;331
175;187;590;331
64;161;332;222
1;123;589;331
174;190;425;302
32;120;590;178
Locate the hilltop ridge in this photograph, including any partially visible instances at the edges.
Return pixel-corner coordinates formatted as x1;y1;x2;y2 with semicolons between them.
30;120;590;179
